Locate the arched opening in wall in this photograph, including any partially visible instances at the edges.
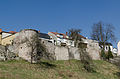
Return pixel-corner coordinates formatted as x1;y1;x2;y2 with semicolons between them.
21;47;22;49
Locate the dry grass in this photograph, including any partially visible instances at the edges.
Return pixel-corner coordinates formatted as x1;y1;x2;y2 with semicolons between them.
0;59;119;79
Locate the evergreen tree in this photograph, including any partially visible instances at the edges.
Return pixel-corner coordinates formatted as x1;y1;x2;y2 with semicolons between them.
101;49;106;60
107;46;113;60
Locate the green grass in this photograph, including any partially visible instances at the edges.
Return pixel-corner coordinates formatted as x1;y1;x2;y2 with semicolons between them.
0;59;119;79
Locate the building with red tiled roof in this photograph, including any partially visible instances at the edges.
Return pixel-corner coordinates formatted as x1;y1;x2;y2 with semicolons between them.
48;32;74;46
0;29;2;33
0;29;17;45
9;31;17;34
78;34;86;39
50;32;69;39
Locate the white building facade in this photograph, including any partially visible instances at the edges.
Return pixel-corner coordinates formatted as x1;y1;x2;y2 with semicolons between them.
117;41;120;56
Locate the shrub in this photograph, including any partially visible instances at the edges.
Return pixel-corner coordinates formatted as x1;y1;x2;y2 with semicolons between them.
79;47;95;73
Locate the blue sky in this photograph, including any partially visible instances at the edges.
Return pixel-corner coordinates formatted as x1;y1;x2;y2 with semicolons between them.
0;0;120;47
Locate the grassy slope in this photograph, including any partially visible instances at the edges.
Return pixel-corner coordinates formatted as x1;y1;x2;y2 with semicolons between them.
0;59;119;79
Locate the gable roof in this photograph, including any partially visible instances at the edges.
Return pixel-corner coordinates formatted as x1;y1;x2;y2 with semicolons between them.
0;29;17;34
50;32;68;39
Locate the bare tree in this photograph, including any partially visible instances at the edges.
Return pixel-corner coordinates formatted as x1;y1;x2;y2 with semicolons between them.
91;21;116;44
91;21;116;60
91;21;116;49
68;28;82;47
68;28;95;72
25;33;39;63
23;31;50;63
17;30;41;64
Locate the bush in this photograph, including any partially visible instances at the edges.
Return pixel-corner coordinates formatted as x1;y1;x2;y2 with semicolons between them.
79;48;95;72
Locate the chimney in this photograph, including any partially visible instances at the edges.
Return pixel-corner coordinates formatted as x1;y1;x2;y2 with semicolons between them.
38;30;40;33
66;32;68;35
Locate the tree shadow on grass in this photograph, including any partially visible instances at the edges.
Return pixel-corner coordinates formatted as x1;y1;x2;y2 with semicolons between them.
37;61;56;69
114;72;120;78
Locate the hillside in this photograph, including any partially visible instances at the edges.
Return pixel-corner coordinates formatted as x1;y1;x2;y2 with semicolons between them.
0;60;119;79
